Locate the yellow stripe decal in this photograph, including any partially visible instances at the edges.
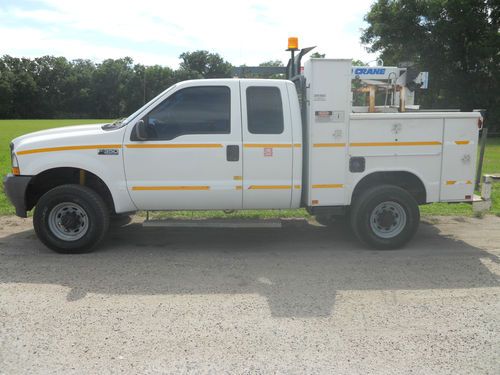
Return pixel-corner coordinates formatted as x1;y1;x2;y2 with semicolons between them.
248;185;291;190
294;143;302;148
132;186;210;191
313;143;346;148
235;186;243;190
17;144;122;155
244;144;293;148
126;143;222;149
455;140;470;145
350;141;442;147
294;185;301;189
445;180;473;185
233;176;243;181
312;184;344;189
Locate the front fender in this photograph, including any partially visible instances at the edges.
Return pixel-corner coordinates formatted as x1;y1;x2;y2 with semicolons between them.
19;151;136;213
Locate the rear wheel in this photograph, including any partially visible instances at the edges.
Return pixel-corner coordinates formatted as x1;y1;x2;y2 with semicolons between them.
34;184;109;253
350;185;419;249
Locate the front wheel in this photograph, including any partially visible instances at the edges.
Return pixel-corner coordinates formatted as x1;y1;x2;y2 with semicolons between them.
34;184;109;253
350;185;419;249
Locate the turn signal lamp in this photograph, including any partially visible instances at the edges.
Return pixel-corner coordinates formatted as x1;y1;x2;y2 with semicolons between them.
287;37;299;51
11;152;20;175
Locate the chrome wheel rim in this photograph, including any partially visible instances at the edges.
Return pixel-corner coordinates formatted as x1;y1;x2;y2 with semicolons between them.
369;201;407;239
48;202;89;241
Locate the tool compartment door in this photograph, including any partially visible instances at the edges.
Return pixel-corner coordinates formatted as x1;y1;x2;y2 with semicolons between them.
440;115;479;201
240;81;294;209
304;59;352;207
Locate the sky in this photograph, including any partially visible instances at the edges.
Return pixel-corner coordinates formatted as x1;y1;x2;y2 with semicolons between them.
0;0;377;68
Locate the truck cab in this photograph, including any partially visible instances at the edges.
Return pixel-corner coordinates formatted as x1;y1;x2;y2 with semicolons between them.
124;79;302;211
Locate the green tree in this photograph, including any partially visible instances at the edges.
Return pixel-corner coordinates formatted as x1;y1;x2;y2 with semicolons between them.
0;50;237;119
310;52;326;58
235;60;285;79
34;56;72;117
361;0;500;129
2;56;39;118
64;59;96;118
92;57;136;118
259;60;285;79
259;60;284;67
143;65;176;102
179;50;232;78
0;57;15;117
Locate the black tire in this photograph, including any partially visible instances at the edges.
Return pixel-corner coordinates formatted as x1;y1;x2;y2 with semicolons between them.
350;185;419;249
34;184;109;253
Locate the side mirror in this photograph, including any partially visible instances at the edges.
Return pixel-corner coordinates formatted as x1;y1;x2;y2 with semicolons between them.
135;119;148;140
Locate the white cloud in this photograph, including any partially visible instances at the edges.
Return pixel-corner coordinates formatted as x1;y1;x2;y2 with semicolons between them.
0;0;376;66
0;26;180;66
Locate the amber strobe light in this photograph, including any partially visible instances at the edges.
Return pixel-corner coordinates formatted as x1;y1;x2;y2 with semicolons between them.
287;37;299;51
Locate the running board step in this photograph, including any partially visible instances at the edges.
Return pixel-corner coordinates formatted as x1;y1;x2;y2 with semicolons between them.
143;219;282;228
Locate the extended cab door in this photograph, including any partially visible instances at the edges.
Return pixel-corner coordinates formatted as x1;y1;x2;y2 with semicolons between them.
240;81;295;209
123;81;243;210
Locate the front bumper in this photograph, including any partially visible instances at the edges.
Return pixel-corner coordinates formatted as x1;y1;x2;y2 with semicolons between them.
3;174;32;218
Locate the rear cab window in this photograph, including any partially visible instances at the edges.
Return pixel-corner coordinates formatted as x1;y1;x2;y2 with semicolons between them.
246;86;284;134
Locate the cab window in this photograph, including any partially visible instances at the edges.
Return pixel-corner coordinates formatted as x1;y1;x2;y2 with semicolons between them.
246;86;284;134
140;86;230;140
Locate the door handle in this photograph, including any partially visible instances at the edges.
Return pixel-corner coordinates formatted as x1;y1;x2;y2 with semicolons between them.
226;145;239;162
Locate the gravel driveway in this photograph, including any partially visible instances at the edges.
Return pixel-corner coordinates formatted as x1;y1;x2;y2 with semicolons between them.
0;215;499;374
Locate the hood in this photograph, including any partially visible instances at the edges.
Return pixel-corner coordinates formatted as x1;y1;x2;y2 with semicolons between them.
12;123;124;154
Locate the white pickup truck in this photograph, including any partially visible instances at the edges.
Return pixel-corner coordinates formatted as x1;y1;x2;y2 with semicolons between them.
4;59;481;253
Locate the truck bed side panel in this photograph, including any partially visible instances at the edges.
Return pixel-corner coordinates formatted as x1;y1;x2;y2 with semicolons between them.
347;115;444;203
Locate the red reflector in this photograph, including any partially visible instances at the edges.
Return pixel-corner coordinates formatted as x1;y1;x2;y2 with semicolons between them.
465;195;472;200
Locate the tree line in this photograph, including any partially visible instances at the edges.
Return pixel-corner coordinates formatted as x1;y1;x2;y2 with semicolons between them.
0;51;233;119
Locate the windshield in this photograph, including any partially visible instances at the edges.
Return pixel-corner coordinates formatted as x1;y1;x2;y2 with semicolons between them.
123;84;177;125
103;84;177;130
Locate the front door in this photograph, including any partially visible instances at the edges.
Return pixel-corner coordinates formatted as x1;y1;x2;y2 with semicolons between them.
240;81;294;209
123;81;243;210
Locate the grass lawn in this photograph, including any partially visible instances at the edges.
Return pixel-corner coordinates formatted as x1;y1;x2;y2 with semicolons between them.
1;119;499;217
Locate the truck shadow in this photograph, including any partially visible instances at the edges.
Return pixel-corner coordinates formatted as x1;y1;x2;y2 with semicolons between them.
0;219;498;318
